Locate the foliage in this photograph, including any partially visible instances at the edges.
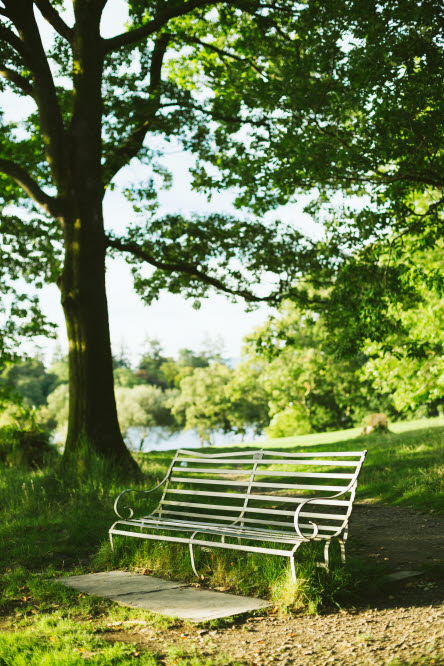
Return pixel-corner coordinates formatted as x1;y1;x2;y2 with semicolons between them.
0;358;57;408
39;382;69;440
136;339;223;389
0;425;57;468
223;358;269;437
114;366;142;388
48;355;69;387
115;384;175;449
136;339;174;389
266;404;312;439
0;0;442;468
170;362;234;445
190;1;444;353
245;303;396;436
359;245;444;416
170;359;269;444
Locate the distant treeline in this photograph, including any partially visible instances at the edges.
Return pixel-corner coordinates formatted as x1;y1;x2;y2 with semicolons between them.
1;285;443;447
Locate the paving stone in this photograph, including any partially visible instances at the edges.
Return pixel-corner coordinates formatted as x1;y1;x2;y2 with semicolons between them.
385;571;423;582
55;571;270;622
55;571;185;596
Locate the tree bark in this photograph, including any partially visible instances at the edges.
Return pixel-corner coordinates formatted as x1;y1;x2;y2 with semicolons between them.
60;212;140;477
58;1;140;477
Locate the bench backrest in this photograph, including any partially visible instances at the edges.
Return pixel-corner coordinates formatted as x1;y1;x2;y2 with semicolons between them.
153;448;367;539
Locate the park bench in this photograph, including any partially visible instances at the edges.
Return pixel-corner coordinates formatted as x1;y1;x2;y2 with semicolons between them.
109;448;367;581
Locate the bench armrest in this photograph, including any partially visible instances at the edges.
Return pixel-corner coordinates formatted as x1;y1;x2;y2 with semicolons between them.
113;476;169;519
293;481;356;541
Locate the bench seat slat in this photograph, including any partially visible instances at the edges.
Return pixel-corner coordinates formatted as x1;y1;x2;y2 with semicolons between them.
260;450;364;457
113;518;333;542
170;476;348;492
135;517;298;538
110;528;298;555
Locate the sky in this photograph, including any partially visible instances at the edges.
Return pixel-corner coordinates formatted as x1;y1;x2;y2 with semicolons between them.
3;0;324;366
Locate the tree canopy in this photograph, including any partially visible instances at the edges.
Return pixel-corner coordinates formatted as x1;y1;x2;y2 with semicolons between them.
0;0;442;471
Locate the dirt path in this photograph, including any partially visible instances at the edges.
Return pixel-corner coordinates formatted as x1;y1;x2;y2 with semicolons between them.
348;504;444;568
103;504;444;665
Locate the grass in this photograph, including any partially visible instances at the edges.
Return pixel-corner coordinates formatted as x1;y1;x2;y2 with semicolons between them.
143;415;444;513
0;417;442;662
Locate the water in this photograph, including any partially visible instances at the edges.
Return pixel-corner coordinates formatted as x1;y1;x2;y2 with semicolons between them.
125;426;264;453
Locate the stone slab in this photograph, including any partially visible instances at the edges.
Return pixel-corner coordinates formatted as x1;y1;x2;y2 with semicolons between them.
56;571;184;597
55;571;270;622
385;570;423;582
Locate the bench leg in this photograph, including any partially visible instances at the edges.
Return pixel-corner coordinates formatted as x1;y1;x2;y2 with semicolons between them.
337;537;346;564
109;532;114;552
321;538;346;571
189;543;199;577
322;541;331;571
290;544;301;582
189;531;201;577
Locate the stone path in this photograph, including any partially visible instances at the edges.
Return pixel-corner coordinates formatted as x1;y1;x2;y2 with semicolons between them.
56;571;270;622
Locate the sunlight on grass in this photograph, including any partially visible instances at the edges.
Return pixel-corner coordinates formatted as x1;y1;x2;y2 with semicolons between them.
0;415;442;640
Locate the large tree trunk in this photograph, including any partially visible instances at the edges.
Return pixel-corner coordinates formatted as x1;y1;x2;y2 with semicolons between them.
60;212;140;477
58;1;140;477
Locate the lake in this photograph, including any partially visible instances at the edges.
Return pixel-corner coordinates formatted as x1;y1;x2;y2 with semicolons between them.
125;426;264;453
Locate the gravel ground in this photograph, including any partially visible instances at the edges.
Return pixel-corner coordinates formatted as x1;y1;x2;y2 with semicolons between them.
104;582;444;665
103;504;444;665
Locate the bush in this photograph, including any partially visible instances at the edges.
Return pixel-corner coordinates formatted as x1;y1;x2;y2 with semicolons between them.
0;426;58;469
265;404;312;438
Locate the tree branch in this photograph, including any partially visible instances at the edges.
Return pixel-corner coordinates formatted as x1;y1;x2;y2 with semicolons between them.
103;0;218;53
2;0;68;190
0;23;29;59
103;33;170;183
33;0;72;42
183;35;266;78
107;234;279;303
0;158;63;217
0;66;33;95
106;234;322;307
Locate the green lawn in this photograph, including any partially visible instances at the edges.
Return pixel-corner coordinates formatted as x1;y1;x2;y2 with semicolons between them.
145;415;444;512
0;417;443;663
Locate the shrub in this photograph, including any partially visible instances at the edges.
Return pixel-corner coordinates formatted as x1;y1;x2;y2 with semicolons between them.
265;404;311;438
0;426;58;469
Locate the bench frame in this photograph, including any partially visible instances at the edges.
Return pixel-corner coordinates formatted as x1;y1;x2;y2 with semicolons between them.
109;448;367;581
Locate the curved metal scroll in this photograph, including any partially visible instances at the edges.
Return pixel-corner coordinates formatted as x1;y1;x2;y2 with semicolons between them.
294;480;359;541
293;496;320;540
293;450;367;541
113;476;169;519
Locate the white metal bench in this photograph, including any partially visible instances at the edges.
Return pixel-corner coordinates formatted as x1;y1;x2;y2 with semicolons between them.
110;448;367;581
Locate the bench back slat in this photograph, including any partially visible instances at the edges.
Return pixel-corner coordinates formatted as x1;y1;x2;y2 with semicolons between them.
161;499;348;521
150;448;367;538
170;476;349;492
175;457;359;466
159;509;345;533
163;488;352;506
175;467;355;479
